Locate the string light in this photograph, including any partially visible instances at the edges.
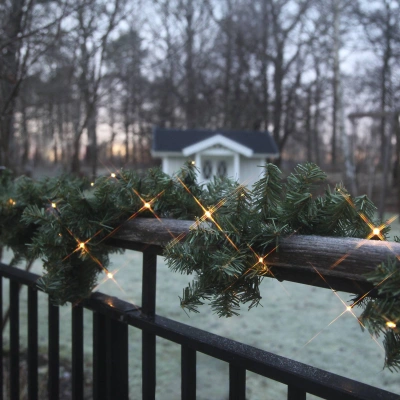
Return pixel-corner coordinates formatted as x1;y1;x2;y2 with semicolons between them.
111;173;116;178
346;306;352;312
51;202;57;208
107;272;113;279
258;257;264;263
91;182;94;187
144;202;151;209
79;242;86;250
386;321;396;329
191;161;195;165
373;227;380;236
205;211;212;219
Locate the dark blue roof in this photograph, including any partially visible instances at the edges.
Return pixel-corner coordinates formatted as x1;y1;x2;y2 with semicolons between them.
152;127;279;154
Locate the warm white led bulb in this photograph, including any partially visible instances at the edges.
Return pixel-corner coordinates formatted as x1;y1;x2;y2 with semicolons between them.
373;228;380;235
205;211;212;218
107;272;113;279
111;173;116;178
386;321;396;329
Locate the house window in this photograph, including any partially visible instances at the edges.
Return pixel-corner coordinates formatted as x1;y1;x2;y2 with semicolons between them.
203;160;212;179
217;160;227;178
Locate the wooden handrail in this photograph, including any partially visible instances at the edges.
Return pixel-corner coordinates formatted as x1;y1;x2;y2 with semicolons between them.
109;218;400;296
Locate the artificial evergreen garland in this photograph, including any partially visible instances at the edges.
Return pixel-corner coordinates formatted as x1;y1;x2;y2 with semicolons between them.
0;162;399;370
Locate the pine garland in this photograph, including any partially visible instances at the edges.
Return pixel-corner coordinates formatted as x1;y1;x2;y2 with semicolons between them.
0;162;399;370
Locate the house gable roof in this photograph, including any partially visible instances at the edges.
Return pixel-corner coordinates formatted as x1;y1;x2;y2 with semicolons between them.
182;134;253;157
152;127;279;157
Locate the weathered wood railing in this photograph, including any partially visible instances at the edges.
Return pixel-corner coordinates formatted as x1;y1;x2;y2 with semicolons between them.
1;217;400;400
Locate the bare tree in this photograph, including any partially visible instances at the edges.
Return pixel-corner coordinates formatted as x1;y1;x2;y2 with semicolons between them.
69;0;127;177
0;0;68;169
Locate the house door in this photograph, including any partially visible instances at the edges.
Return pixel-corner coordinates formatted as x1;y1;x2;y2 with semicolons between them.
201;157;230;181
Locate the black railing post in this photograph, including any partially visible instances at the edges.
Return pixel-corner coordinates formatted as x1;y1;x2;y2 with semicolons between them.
48;301;59;400
229;364;246;400
107;318;129;400
93;311;129;400
9;280;19;400
288;385;306;400
72;304;84;400
27;287;38;400
0;276;3;400
142;249;157;400
181;345;196;400
93;312;108;400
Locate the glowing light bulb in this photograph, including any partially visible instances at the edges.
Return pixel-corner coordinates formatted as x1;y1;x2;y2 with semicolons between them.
107;272;113;279
144;202;151;209
386;321;396;329
51;202;57;208
191;161;195;165
258;257;264;263
373;228;380;235
346;306;352;312
91;182;94;187
8;198;13;204
111;173;116;178
79;242;86;250
205;211;212;218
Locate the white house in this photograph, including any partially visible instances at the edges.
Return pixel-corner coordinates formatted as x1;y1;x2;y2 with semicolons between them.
151;127;279;187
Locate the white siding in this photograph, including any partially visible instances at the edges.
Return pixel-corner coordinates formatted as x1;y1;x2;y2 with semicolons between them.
238;157;266;187
163;156;188;175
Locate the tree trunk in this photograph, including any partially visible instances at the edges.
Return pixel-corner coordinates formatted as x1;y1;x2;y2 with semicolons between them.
333;0;357;193
71;133;81;175
87;110;97;179
185;1;196;128
305;86;312;162
260;0;270;131
313;62;322;165
394;113;400;214
0;0;25;169
272;48;284;148
20;98;29;168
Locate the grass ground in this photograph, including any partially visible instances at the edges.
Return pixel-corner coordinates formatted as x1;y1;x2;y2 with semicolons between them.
2;214;400;399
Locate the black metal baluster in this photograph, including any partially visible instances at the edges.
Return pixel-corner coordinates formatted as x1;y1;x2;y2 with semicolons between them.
142;249;157;400
9;280;19;400
107;318;129;400
0;276;3;400
72;305;84;400
181;346;196;400
48;301;59;400
28;287;38;400
229;364;246;400
287;385;306;400
93;312;107;400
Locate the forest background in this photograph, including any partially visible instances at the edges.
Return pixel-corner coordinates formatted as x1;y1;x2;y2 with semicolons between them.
1;0;400;216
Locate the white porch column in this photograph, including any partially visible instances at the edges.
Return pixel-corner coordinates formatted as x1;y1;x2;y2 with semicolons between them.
162;157;169;174
234;153;240;182
195;153;202;180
